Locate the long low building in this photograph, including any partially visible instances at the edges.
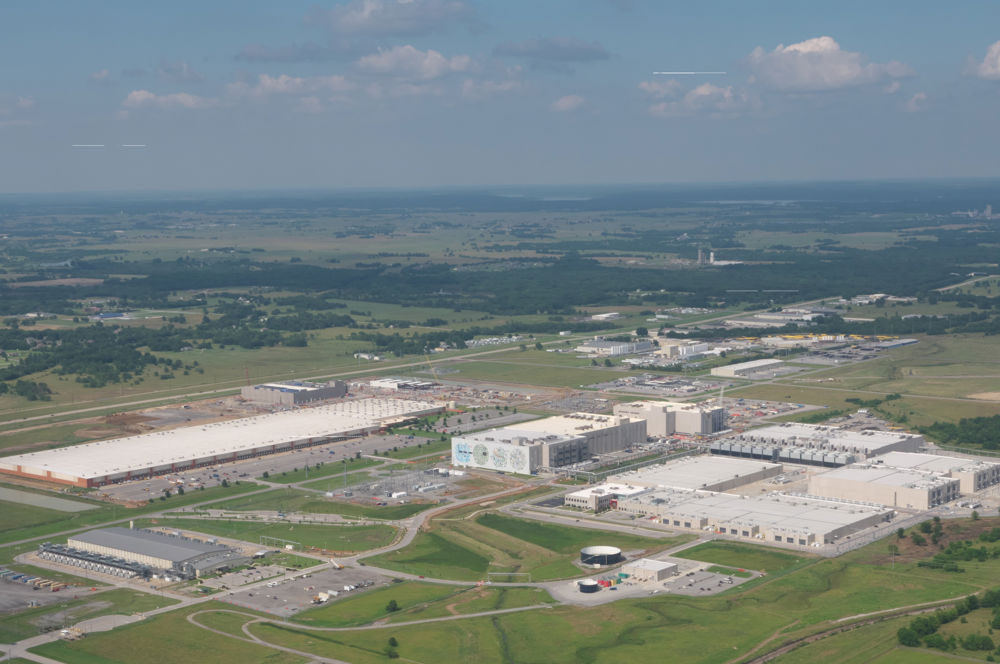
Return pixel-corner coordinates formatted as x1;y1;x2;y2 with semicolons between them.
451;413;646;474
808;465;960;510
0;398;443;487
617;488;893;546
722;423;923;459
241;380;347;406
53;527;248;579
564;483;653;511
870;452;1000;494
610;456;783;493
613;400;726;436
711;359;784;378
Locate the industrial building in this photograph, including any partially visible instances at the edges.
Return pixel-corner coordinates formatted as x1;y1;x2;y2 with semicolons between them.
369;377;436;391
711;359;785;378
46;527;249;579
622;559;678;582
611;456;783;492
613;400;726;437
240;380;346;406
616;488;893;546
0;398;442;487
563;483;652;511
451;413;646;474
575;338;654;357
869;452;1000;494
808;466;961;509
711;441;857;468
720;424;923;460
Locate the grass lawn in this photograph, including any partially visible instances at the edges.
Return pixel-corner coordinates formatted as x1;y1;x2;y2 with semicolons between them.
201;488;436;520
260;457;381;484
674;541;810;574
0;588;177;643
136;518;396;553
30;603;306;664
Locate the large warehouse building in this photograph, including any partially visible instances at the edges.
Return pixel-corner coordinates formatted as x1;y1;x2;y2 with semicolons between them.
451;413;645;474
808;466;960;510
616;488;893;546
869;452;1000;494
240;380;347;406
720;424;923;460
613;400;726;437
0;398;442;487
711;359;784;378
41;527;249;579
611;456;783;492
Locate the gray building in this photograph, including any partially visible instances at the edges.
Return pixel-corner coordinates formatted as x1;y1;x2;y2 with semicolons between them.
241;380;347;406
63;527;249;579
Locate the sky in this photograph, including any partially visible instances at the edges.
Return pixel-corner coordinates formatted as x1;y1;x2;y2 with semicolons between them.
1;0;999;193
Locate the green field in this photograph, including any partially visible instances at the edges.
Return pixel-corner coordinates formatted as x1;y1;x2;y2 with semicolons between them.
367;513;688;581
202;488;437;520
30;603;306;664
260;457;381;484
136;518;396;553
0;589;177;643
674;541;810;573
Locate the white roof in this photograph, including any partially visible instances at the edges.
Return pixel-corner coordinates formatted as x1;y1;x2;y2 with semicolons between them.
735;423;922;453
624;558;677;572
506;412;635;437
815;465;957;490
872;451;998;474
0;398;439;480
566;483;651;500
611;456;781;491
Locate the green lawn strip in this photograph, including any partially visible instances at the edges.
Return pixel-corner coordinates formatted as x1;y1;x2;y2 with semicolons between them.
673;541;810;573
0;482;261;546
385;586;554;623
298;470;375;491
264;552;325;569
261;458;382;484
367;531;491;581
135;518;396;553
475;513;671;554
199;487;437;519
0;499;79;532
30;603;306;664
293;581;462;627
706;565;753;578
0;588;177;643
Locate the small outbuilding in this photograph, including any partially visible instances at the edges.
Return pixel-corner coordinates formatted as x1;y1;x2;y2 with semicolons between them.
622;558;678;582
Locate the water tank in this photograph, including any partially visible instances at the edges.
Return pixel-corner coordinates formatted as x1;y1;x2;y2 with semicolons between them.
578;579;600;593
580;546;623;566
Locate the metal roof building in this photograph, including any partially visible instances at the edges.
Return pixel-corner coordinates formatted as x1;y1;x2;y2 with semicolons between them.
808;465;960;510
723;423;923;459
610;456;782;492
870;452;1000;494
0;398;442;487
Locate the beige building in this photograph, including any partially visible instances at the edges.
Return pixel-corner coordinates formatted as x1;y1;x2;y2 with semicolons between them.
808;466;960;509
622;558;678;582
241;380;346;406
563;483;652;511
711;359;784;378
611;455;782;493
870;452;1000;494
726;424;923;460
614;400;725;437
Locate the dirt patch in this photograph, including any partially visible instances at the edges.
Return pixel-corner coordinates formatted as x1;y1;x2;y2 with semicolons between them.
968;392;1000;401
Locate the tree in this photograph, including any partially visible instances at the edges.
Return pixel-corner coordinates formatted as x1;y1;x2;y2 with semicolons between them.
221;478;230;488
176;486;184;495
973;510;980;521
897;527;906;539
635;327;648;337
535;342;543;350
386;600;399;613
911;533;927;546
388;637;399;647
897;627;920;647
262;471;269;479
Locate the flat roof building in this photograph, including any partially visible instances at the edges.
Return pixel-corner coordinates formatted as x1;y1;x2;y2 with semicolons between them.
563;483;652;512
711;359;784;378
0;398;442;487
870;452;1000;494
613;400;726;437
241;380;346;406
724;424;923;459
622;558;678;582
575;339;654;357
610;456;782;493
808;465;960;510
60;527;248;579
451;413;645;474
616;488;892;546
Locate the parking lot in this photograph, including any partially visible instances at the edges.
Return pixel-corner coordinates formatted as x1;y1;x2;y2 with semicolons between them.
223;566;390;617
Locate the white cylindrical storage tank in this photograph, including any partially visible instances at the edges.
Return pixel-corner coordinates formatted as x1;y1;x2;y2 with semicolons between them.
580;546;623;566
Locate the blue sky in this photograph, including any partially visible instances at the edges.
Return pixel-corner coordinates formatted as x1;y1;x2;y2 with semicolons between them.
1;0;999;193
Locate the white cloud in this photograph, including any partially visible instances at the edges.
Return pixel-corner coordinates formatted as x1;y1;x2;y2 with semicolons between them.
747;36;911;91
357;45;471;80
295;96;324;113
648;83;748;118
550;94;584;112
89;69;111;84
973;40;1000;79
227;73;354;98
157;61;204;83
883;80;901;94
462;78;520;99
122;90;217;109
15;96;35;110
638;79;681;99
904;91;927;112
309;0;475;37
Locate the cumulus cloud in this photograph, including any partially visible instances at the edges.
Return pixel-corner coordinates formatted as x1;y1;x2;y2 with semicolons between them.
308;0;475;37
157;60;204;83
904;91;927;112
89;69;112;84
638;79;681;99
227;73;354;98
747;36;911;91
357;45;471;80
122;90;217;109
494;37;609;63
972;40;1000;79
550;94;584;112
648;83;748;118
